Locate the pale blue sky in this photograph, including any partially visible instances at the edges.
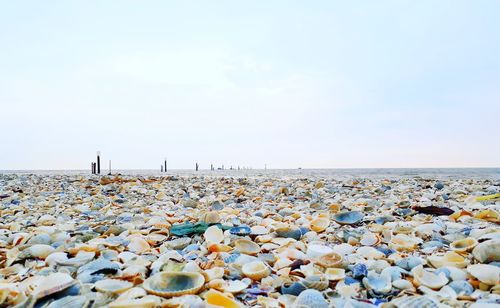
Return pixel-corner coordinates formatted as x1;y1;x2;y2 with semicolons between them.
1;1;499;169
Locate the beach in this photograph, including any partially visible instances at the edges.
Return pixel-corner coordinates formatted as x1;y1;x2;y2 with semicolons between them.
0;171;499;307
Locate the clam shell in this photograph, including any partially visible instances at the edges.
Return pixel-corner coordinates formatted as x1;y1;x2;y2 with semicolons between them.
45;295;89;308
472;239;500;263
205;289;243;308
204;225;224;244
389;234;417;252
229;226;251;236
77;258;120;276
127;237;150;254
33;272;75;299
224;279;251;293
94;279;133;294
467;264;500;285
234;239;260;255
275;226;302;240
109;296;161;308
201;211;221;224
362;273;392;294
389;295;438;308
306;244;333;259
411;265;449;289
292;289;328;308
310;218;329;233
333;211;364;225
21;244;55;259
242;261;270;280
450;237;478;252
281;282;307;296
315;252;343;268
360;232;381;246
427;251;469;268
325;268;346;281
142;271;205;298
301;275;329;291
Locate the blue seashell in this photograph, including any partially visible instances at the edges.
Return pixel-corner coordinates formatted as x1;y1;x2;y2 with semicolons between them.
344;277;360;285
351;263;368;279
224;253;241;264
434;182;444;190
489;261;500;267
396;257;423;271
448;280;474;296
281;282;306;296
381;266;408;282
182;244;200;254
333;211;364;225
422;240;445;249
293;289;328;308
276;227;303;240
434;268;451;280
229;226;251;236
299;227;310;235
376;246;395;256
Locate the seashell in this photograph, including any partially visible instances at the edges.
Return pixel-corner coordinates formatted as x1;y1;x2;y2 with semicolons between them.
229;226;251;236
281;282;307;296
204;225;224;244
472;239;500;263
204;267;224;281
325;268;346;281
474;209;499;223
306;244;333;259
275;226;302;240
395;257;423;271
351;263;368;279
204;289;243;308
163;295;205;308
45;295;89;308
32;272;75;299
467;264;500;285
356;246;385;259
242;260;270;280
448;280;474;297
142;271;205;298
223;279;251;293
381;266;408;281
77;258;120;276
234;239;260;255
333;211;364;225
146;233;167;246
109;296;161;308
45;252;68;267
411;265;449;289
292;289;328;308
165;237;191;250
127;237;150;254
360;232;381;246
389;234;418;252
301;275;329;291
389;295;438;308
251;226;269;235
310;218;329;233
332;243;355;256
315;252;343;268
450;237;478;252
362;272;392;294
27;233;51;245
427;251;469;268
201;211;221;224
392;279;414;290
20;244;55;259
94;279;133;294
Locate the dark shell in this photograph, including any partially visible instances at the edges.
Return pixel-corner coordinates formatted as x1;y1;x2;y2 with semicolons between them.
229;226;251;236
413;206;454;216
281;282;306;296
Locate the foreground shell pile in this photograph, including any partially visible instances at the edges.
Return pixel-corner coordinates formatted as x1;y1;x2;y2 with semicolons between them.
0;173;499;307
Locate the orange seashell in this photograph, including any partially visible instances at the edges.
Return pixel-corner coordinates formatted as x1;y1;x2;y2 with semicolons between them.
205;289;243;308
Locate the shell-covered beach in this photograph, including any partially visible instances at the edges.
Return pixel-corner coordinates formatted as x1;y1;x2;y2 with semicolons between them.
0;173;499;307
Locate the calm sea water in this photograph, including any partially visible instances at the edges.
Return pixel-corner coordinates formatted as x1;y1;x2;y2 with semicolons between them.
1;168;499;180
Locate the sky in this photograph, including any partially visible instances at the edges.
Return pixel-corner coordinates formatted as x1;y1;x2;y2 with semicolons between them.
1;1;499;170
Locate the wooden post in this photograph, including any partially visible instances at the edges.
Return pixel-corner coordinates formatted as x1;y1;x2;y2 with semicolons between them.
91;162;94;174
211;164;213;171
108;160;111;175
97;151;101;174
196;162;199;171
161;165;163;172
164;158;167;172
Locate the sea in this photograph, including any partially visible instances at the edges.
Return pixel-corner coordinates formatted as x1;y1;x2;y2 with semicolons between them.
1;168;499;180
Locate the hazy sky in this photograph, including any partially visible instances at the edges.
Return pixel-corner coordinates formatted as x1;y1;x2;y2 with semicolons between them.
1;1;499;170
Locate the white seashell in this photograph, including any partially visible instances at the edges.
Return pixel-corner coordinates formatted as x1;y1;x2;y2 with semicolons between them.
356;247;385;260
392;279;414;290
467;264;500;285
411;265;449;289
306;244;333;259
204;225;224;244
